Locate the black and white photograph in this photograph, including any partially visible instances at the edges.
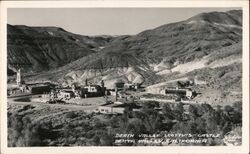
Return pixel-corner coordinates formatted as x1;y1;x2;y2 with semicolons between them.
0;1;249;154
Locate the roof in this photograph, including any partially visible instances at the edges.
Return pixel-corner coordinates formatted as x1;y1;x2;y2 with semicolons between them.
60;90;74;94
84;85;102;88
114;79;125;84
57;87;72;90
100;103;119;107
100;102;141;108
166;87;192;90
26;82;55;86
28;84;50;88
165;89;186;94
124;83;134;86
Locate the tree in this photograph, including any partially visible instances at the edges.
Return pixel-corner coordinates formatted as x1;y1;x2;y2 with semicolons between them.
100;134;113;146
224;105;234;115
126;118;146;135
232;101;242;113
222;122;232;136
92;135;100;146
188;104;199;119
142;101;160;109
194;117;207;134
8;114;47;147
201;103;214;114
140;103;162;132
173;102;184;121
109;116;119;128
119;107;130;132
205;116;219;133
162;104;174;121
216;105;222;112
230;102;242;124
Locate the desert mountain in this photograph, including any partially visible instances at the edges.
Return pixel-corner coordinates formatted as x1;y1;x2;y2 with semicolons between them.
8;10;242;104
7;24;112;73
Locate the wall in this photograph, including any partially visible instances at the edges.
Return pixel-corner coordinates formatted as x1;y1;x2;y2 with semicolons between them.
113;107;125;114
98;106;113;114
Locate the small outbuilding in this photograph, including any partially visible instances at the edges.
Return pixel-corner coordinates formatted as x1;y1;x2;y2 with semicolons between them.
97;102;141;114
160;87;195;99
28;84;51;94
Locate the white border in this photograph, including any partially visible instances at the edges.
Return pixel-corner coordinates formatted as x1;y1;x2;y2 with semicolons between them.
0;1;249;154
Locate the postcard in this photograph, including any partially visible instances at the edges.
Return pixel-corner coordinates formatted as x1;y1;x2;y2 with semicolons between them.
0;1;249;154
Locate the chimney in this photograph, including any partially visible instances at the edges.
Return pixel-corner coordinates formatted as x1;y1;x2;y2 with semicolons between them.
115;87;118;101
101;80;104;88
105;91;108;103
85;78;88;86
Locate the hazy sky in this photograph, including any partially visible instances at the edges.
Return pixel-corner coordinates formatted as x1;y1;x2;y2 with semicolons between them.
8;8;239;36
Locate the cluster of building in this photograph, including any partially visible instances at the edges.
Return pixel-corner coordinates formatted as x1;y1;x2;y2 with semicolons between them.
42;81;106;100
8;69;107;100
94;81;143;114
8;69;199;117
7;69;52;96
8;69;143;102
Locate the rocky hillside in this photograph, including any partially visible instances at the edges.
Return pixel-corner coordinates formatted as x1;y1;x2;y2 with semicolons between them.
7;24;112;73
21;10;241;87
8;10;242;102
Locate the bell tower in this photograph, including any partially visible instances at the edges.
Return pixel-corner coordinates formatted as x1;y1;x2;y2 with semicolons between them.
16;69;22;86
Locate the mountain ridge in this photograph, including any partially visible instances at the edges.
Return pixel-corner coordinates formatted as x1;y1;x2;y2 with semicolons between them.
7;24;113;73
8;10;242;96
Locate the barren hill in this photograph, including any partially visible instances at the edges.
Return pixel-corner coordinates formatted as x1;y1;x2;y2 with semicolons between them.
8;10;242;105
7;24;112;73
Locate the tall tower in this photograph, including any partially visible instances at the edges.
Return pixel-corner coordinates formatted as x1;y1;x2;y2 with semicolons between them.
101;80;104;88
85;78;88;86
16;69;22;86
71;83;76;93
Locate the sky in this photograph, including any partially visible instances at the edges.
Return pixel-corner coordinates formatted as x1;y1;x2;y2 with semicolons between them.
8;8;239;36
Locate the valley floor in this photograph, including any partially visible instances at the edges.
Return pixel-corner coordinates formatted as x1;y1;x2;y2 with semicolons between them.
7;93;242;146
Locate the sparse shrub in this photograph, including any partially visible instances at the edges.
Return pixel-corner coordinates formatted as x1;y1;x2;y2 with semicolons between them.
173;102;184;121
65;112;77;119
232;101;242;113
224;105;234;114
66;136;77;145
141;106;162;132
188;104;199;118
126;118;146;135
8;98;242;146
162;104;174;120
92;135;100;146
142;101;160;109
8;114;50;147
100;134;113;146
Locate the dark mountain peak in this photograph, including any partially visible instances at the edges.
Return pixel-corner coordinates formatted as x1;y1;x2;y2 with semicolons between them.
226;9;242;15
186;9;242;26
138;9;242;39
33;26;67;33
8;24;65;31
90;9;242;69
7;9;242;77
7;24;112;73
